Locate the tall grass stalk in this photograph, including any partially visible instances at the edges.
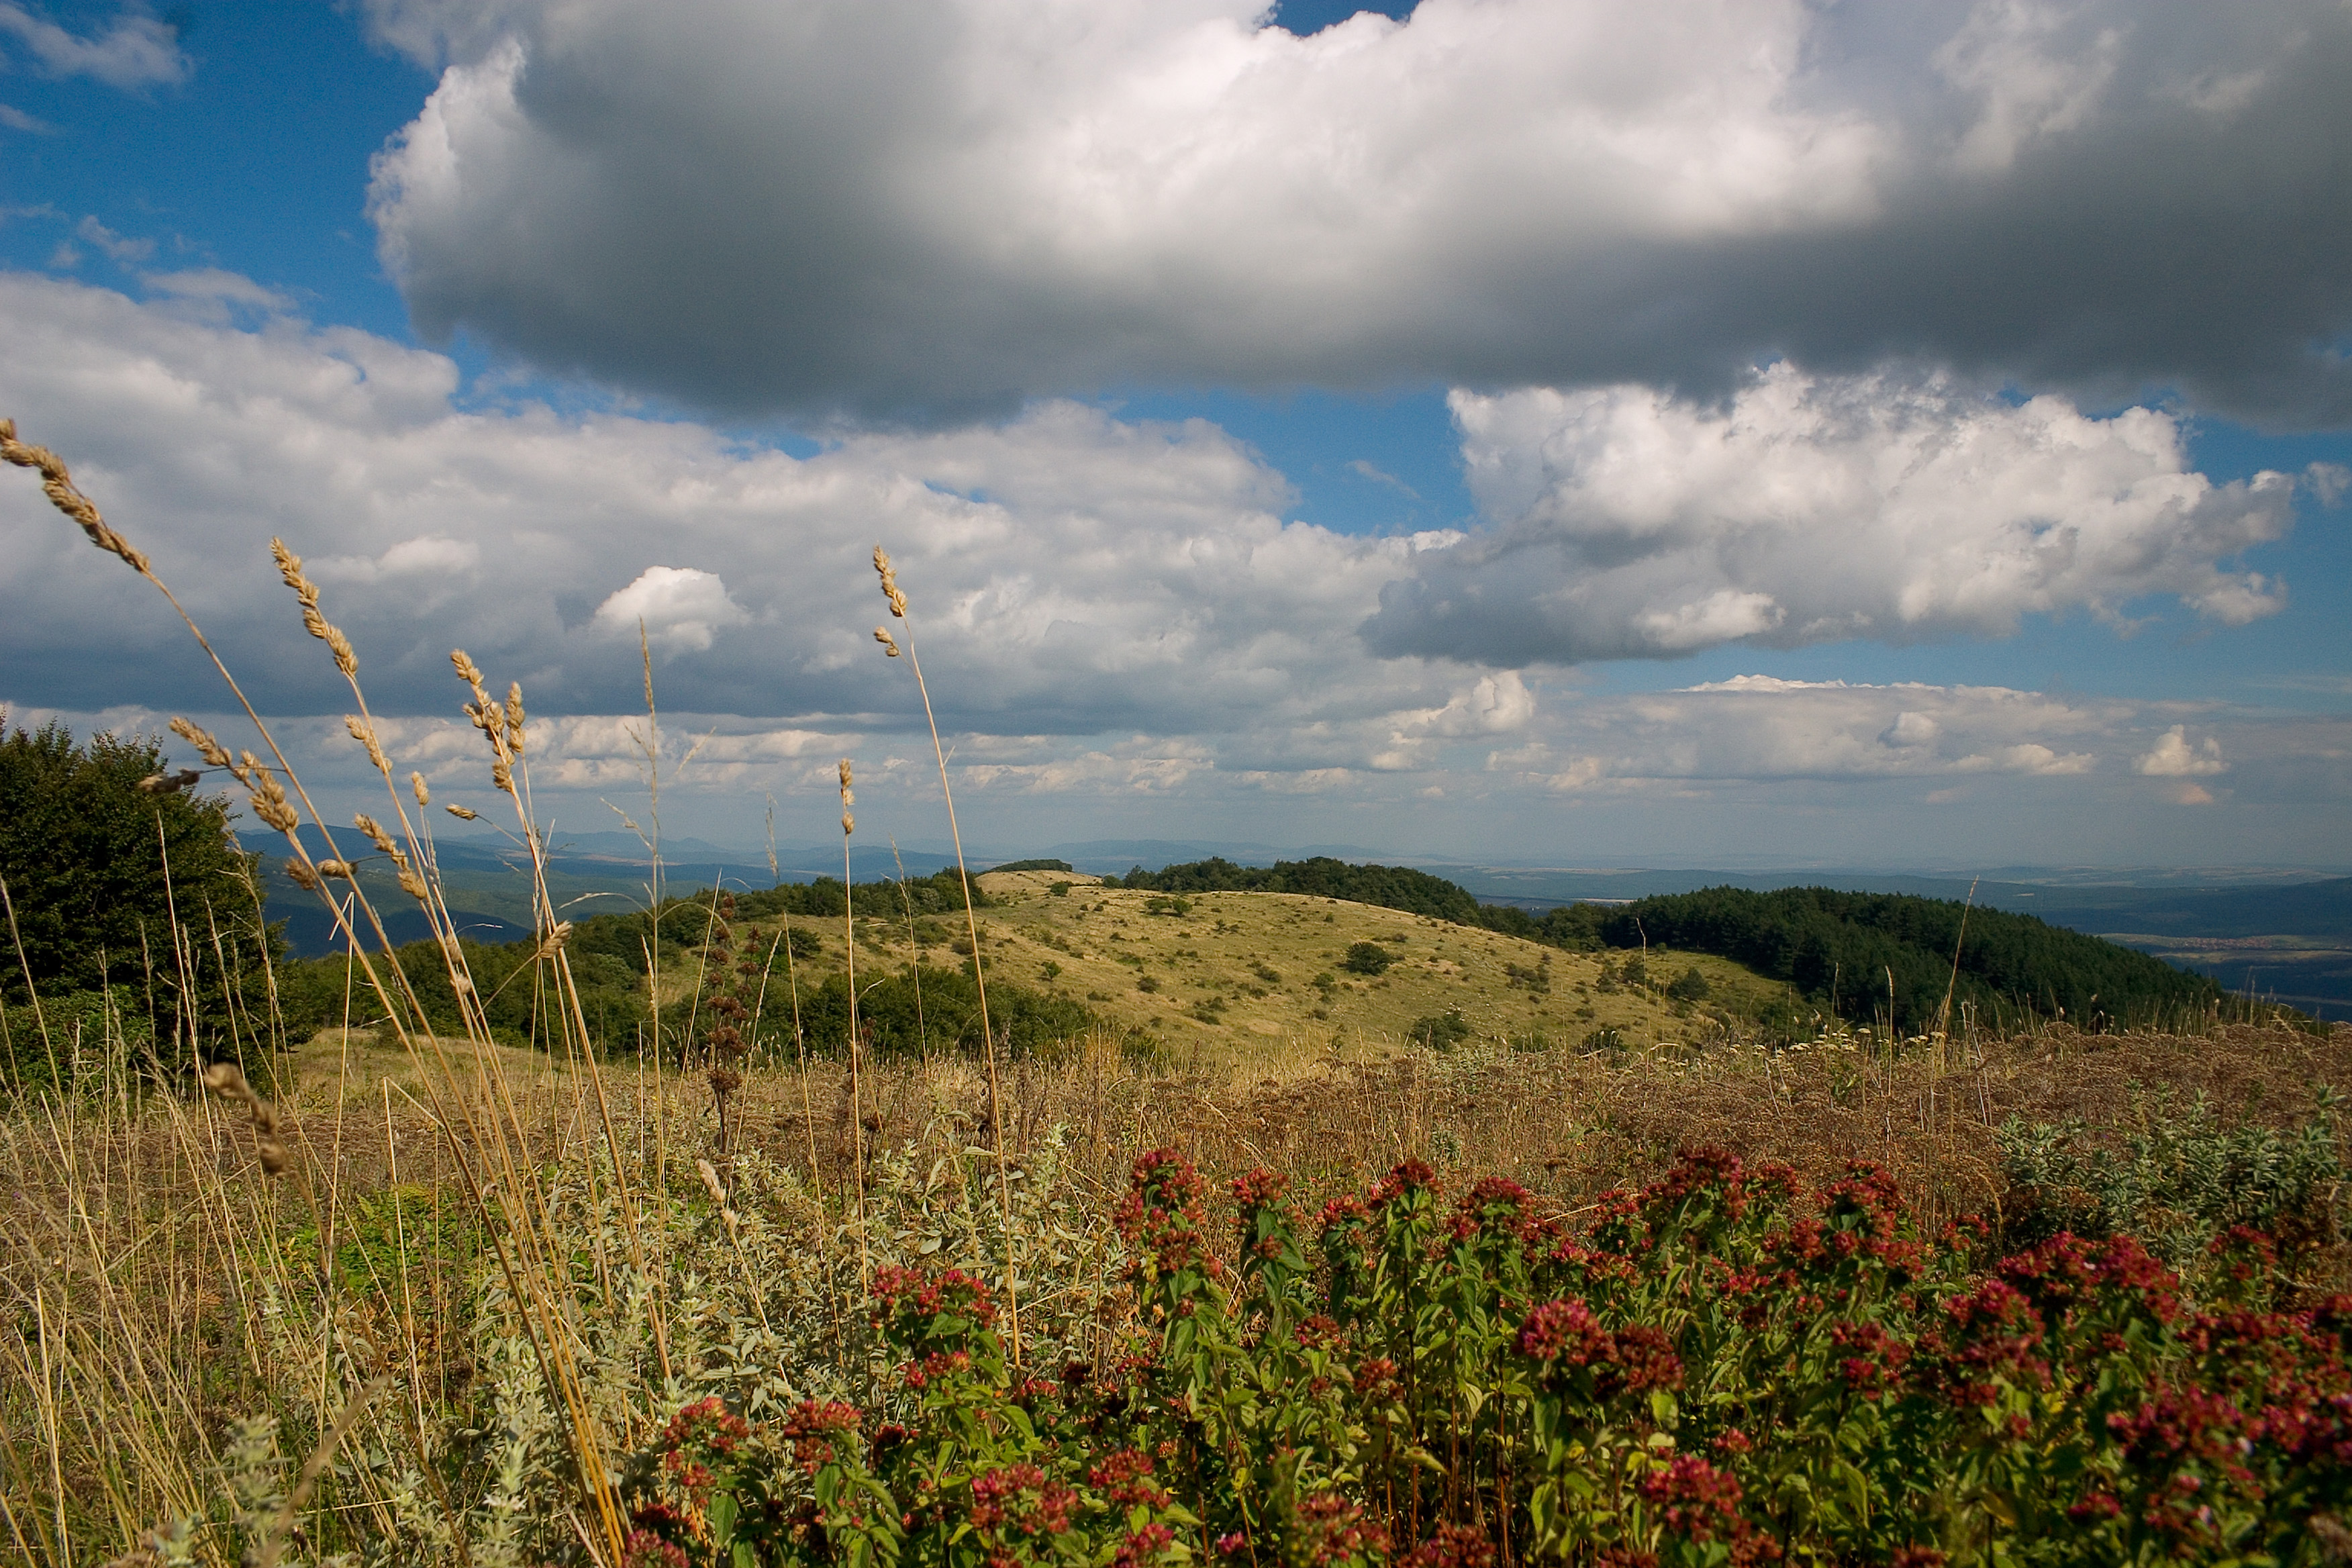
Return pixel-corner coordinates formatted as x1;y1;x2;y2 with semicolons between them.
873;546;1022;1362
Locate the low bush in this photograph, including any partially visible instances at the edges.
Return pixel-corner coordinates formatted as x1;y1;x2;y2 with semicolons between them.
1341;942;1392;976
602;1146;2352;1568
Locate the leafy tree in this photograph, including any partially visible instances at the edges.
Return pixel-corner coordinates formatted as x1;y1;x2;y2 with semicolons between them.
1341;941;1393;975
0;716;272;1071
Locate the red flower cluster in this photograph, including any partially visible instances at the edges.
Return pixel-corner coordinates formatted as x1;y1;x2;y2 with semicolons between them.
1087;1448;1168;1509
1518;1298;1683;1395
780;1400;862;1475
968;1462;1077;1538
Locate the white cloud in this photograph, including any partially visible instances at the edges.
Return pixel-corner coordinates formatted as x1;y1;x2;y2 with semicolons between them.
140;268;297;315
0;103;53;134
75;215;151;262
1489;678;2114;792
0;3;188;87
2136;724;2226;777
5;271;2345;863
1363;366;2293;665
591;566;748;652
358;0;2352;422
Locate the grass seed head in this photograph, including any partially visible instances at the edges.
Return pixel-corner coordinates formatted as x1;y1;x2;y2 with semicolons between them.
446;804;479;821
274;538;359;675
344;714;390;773
1;417;151;573
410;770;430;806
875;626;901;656
315;859;354;879
240;752;299;834
169;716;234;769
505;682;526;754
136;768;203;795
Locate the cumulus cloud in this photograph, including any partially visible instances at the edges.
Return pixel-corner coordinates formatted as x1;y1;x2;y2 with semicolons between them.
0;3;188;87
0;271;1447;757
2136;724;2227;777
360;0;2352;422
6;269;2345;863
1362;366;2295;665
1489;678;2112;793
592;565;748;652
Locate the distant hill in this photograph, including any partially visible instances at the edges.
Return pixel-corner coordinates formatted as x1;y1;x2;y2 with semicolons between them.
1584;886;2235;1035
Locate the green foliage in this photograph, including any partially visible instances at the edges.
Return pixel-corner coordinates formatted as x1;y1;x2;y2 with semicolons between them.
273;932;652;1049
1141;895;1191;917
1340;941;1392;976
1115;856;1482;922
0;717;273;1071
1591;885;2228;1033
1998;1090;2345;1272
796;963;1098;1060
613;1145;2352;1568
1407;1008;1472;1051
1665;965;1711;1001
989;858;1073;873
1477;901;1610;951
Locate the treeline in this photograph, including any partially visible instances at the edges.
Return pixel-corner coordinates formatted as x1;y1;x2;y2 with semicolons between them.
1110;856;1485;922
1576;887;2227;1034
268;869;1103;1057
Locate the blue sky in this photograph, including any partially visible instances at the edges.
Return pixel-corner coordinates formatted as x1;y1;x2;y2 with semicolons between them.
3;0;2349;868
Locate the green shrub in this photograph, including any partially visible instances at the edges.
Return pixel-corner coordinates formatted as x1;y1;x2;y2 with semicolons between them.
1998;1089;2344;1275
1340;942;1392;975
1408;1009;1473;1051
1666;965;1710;1001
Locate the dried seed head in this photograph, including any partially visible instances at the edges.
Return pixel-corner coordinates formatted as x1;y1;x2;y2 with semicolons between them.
874;626;900;656
838;758;853;791
353;814;397;856
136;769;203;795
409;771;430;806
397;869;428;899
273;538;358;675
695;1157;728;1204
199;1059;289;1177
344;714;389;774
241;754;299;834
316;859;354;879
841;811;854;836
450;649;486;694
534;920;574;958
505;682;526;755
491;758;515;795
1;420;151;574
169;718;233;769
285;859;321;892
446;804;479;821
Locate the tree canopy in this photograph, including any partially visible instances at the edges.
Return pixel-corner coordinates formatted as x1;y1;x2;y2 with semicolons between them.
0;716;271;1070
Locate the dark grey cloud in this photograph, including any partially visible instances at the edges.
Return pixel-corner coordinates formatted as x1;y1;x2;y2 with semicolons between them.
364;0;2352;426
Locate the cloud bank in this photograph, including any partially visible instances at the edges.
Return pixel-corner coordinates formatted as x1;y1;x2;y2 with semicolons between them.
362;0;2352;422
1363;366;2296;665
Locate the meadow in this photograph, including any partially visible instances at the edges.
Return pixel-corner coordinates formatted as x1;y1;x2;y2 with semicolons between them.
2;419;2349;1567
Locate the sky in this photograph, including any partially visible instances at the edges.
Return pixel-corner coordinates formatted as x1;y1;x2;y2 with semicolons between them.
2;0;2350;870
